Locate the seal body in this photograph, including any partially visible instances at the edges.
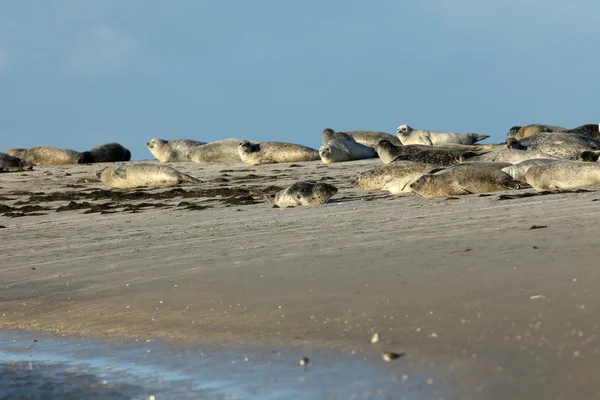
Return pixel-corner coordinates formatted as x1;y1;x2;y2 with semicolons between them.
18;146;81;166
0;152;35;172
77;143;131;164
189;139;250;163
319;137;376;163
321;129;354;145
265;182;338;208
147;138;207;162
506;132;600;159
510;124;600;140
238;141;320;165
99;163;202;189
351;161;437;190
345;130;402;148
397;125;489;146
391;149;468;166
523;162;600;191
459;148;559;164
410;164;521;198
501;159;567;181
5;149;26;157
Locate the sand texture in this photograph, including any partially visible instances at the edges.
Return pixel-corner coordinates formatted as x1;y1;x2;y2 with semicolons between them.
2;159;600;398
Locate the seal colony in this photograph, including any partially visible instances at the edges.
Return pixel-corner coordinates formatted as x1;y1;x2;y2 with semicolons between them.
6;120;600;202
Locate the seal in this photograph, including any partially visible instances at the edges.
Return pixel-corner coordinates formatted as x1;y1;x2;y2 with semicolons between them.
264;181;338;208
459;148;559;164
146;138;207;163
17;146;81;166
390;148;479;166
505;132;600;159
350;161;437;190
510;124;600;140
345;130;402;149
5;148;26;157
77;142;131;164
189;138;252;163
523;161;600;191
319;137;377;163
98;163;202;189
321;128;354;145
410;163;522;198
376;140;493;164
0;152;35;172
506;126;522;138
397;125;489;146
501;159;567;182
238;141;320;165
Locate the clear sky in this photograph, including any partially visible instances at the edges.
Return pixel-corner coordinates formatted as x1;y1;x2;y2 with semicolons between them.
1;1;598;160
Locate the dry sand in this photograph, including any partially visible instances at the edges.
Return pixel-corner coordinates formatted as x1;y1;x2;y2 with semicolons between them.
2;159;600;398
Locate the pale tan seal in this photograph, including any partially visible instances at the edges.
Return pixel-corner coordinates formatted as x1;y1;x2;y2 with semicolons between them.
190;139;251;163
397;125;489;146
146;138;207;162
319;137;376;163
0;152;35;172
459;148;560;164
5;148;26;157
505;132;600;159
345;130;402;148
501;159;567;182
265;182;338;208
410;163;522;198
523;161;600;191
18;146;81;166
238;141;320;165
321;128;353;145
350;161;437;190
98;163;202;189
77;142;131;164
510;124;600;140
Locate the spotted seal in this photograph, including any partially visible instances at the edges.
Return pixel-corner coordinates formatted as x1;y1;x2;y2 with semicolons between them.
505;132;600;159
410;163;522;198
146;138;207;163
77;143;131;164
238;141;320;165
510;124;600;140
189;139;254;163
459;148;559;164
265;182;338;208
523;161;600;191
501;159;567;181
17;146;81;166
397;125;489;146
0;152;35;172
98;163;202;189
351;161;437;190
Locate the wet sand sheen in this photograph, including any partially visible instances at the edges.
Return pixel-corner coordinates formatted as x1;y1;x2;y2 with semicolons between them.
2;160;600;399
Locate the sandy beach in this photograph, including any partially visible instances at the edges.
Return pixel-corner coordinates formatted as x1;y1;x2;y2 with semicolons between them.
2;158;600;399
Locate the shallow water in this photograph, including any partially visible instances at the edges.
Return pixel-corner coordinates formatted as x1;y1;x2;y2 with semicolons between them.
0;330;449;400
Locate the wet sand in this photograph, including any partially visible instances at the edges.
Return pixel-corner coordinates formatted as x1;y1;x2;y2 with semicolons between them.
2;159;600;399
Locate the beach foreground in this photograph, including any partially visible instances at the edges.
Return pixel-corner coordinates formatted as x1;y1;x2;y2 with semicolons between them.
2;159;600;399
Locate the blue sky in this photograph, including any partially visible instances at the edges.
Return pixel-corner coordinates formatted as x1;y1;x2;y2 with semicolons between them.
1;1;598;160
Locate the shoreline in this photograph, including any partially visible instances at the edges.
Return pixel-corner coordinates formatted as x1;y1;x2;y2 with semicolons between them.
2;159;600;398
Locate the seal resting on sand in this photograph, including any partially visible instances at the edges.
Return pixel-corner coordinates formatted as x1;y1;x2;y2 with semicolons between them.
351;161;437;190
98;163;202;189
265;182;338;208
410;163;522;198
501;159;567;182
509;124;600;140
459;148;559;164
396;125;489;146
77;143;131;164
238;141;320;165
0;152;35;172
146;138;207;162
319;137;376;163
189;139;253;163
17;146;81;166
505;132;600;159
523;161;600;191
